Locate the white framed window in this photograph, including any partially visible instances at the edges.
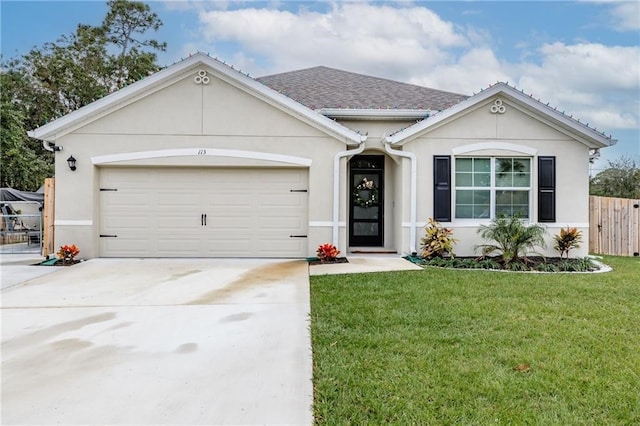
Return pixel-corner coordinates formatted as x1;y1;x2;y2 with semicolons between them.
454;157;531;219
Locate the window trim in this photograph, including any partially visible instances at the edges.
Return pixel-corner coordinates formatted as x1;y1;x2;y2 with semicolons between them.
453;156;533;222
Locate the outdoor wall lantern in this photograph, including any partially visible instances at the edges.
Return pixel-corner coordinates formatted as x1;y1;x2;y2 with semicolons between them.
67;155;77;171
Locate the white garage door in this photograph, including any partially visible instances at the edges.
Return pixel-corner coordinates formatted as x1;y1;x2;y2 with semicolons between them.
99;167;308;257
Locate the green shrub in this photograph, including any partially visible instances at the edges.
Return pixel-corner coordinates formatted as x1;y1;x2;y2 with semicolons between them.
557;257;597;272
451;258;477;269
423;254;599;273
577;257;598;271
535;262;559;273
478;258;501;270
426;257;451;267
506;261;528;271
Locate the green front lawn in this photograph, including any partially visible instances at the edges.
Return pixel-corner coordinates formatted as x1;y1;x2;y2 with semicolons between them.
310;256;640;424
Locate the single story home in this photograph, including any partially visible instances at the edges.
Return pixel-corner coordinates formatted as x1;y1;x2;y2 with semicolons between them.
29;52;615;258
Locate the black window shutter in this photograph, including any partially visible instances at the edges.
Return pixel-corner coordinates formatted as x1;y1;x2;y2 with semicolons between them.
433;156;451;222
538;156;556;222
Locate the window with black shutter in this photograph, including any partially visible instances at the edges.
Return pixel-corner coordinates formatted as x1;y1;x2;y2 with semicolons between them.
538;156;556;222
433;156;451;222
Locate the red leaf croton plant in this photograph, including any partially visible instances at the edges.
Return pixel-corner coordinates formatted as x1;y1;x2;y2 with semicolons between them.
316;243;341;261
57;244;80;264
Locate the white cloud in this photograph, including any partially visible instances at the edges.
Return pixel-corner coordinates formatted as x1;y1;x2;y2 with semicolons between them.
582;1;640;32
583;110;638;130
609;1;640;31
187;2;638;132
517;42;640;130
410;47;512;95
196;2;468;80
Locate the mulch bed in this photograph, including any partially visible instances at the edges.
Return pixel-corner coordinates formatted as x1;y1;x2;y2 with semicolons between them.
308;257;349;266
453;256;582;267
407;255;600;272
36;258;82;266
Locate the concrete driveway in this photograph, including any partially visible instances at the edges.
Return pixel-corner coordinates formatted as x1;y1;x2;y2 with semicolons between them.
1;258;312;425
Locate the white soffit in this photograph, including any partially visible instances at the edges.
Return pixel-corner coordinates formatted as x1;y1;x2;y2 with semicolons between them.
318;108;432;121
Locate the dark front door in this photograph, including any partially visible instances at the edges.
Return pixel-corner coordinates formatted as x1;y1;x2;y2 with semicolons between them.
349;155;384;247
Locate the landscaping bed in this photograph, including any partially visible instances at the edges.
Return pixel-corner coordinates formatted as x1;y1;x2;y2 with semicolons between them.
36;257;82;266
406;255;600;272
307;257;349;266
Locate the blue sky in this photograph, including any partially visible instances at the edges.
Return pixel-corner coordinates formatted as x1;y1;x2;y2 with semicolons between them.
2;1;638;171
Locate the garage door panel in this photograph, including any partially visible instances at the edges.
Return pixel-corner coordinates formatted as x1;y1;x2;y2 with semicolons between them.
104;192;150;207
157;194;200;207
100;167;308;258
157;238;202;256
259;217;304;230
157;212;200;226
259;196;304;207
103;217;151;229
101;239;152;257
258;240;306;255
208;191;252;204
214;225;253;235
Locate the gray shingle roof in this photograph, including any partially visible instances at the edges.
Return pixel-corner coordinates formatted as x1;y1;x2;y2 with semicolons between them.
257;66;468;111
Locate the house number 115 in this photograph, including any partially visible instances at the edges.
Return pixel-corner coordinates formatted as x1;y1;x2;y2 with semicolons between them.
197;149;207;155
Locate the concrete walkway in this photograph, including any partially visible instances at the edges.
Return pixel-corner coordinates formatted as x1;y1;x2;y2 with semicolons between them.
0;253;62;290
1;258;313;425
309;255;422;276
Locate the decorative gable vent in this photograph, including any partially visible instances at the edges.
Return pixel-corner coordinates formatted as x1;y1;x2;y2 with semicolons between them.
194;70;210;85
490;98;506;114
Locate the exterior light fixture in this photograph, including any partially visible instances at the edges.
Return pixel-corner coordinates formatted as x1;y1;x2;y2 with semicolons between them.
67;155;77;171
47;142;63;151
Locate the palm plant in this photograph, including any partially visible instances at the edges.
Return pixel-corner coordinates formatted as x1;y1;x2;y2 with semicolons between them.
475;215;547;265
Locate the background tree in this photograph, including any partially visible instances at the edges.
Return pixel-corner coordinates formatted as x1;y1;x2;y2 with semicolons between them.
590;156;640;199
103;0;167;89
0;100;53;191
0;0;166;190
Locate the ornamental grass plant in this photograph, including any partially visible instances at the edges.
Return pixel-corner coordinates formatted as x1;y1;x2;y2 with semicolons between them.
475;215;546;265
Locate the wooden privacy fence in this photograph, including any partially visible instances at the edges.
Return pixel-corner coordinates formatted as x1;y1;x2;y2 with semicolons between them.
589;196;640;256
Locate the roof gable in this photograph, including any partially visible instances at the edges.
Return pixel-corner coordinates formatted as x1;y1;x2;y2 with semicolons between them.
257;66;468;111
29;53;366;145
386;82;616;149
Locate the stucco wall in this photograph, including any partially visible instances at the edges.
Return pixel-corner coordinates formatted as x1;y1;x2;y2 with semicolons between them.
52;65;360;258
404;96;592;257
49;65;598;259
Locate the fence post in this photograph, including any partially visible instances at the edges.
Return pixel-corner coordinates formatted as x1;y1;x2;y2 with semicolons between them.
42;178;55;257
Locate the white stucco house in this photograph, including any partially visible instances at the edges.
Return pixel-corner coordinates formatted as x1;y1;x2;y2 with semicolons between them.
29;52;615;258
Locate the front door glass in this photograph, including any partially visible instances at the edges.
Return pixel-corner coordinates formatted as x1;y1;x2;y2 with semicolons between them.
349;156;384;246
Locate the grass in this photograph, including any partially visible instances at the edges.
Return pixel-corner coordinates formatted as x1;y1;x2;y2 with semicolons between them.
310;255;640;424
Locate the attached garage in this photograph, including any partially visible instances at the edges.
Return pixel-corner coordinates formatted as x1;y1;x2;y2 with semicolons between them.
99;167;309;258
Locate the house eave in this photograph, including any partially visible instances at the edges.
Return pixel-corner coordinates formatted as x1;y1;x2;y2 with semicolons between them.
385;83;616;149
317;108;432;121
28;52;364;145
